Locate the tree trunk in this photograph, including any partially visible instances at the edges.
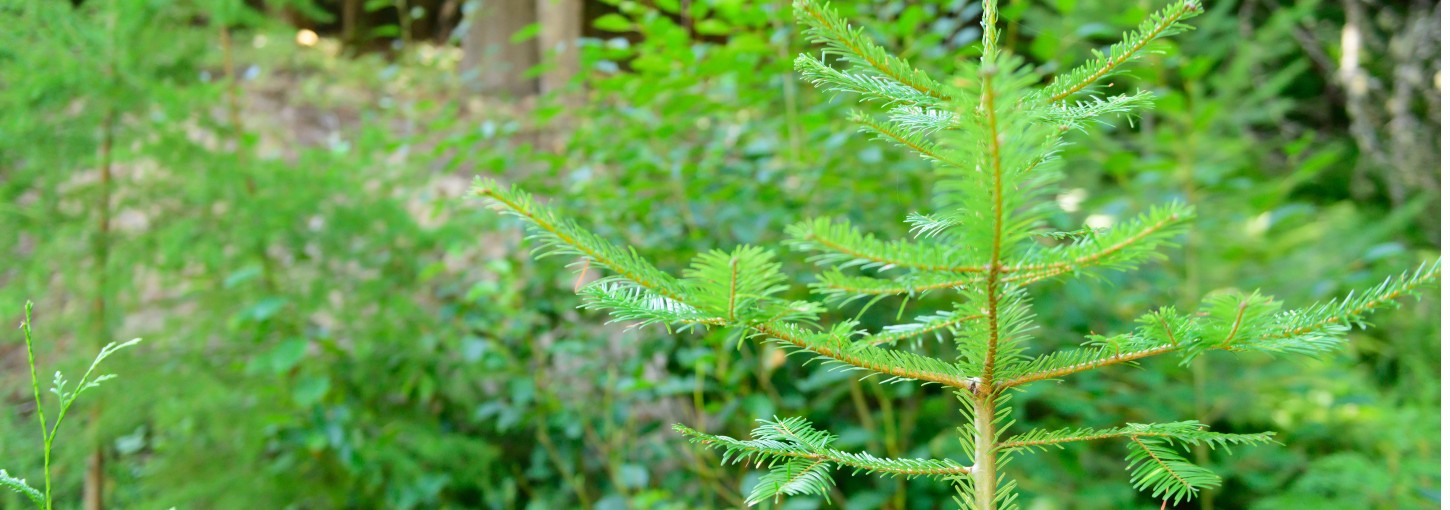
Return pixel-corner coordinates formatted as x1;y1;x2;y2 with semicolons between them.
461;0;540;96
535;0;581;96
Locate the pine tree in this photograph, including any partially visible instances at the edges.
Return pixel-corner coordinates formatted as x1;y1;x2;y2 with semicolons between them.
474;0;1441;507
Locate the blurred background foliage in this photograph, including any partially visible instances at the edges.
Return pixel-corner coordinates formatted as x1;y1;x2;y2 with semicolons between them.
0;0;1438;508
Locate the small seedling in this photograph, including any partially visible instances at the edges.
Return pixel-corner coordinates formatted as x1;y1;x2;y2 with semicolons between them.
1;302;140;510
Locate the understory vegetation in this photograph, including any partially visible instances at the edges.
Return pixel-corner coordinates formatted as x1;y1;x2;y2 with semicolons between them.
0;0;1440;508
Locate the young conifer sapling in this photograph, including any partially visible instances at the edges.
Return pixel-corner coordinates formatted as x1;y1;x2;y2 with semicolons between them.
475;0;1441;507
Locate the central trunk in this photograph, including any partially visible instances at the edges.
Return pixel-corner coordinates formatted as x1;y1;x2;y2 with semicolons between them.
973;393;998;509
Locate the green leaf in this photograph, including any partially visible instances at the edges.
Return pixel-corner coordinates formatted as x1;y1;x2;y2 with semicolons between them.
269;338;308;374
510;22;541;44
370;25;400;38
292;375;330;406
619;464;649;489
223;266;262;289
594;13;633;32
695;18;731;35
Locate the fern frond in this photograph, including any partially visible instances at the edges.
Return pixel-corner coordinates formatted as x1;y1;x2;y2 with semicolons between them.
1042;0;1204;102
788;217;981;273
793;0;951;103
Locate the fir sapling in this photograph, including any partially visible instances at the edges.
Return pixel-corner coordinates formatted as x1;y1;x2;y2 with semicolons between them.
474;0;1441;507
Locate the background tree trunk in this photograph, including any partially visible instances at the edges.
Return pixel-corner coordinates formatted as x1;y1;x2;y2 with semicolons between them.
461;0;540;96
536;0;581;96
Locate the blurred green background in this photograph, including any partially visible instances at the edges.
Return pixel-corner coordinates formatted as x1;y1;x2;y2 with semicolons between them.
0;0;1439;508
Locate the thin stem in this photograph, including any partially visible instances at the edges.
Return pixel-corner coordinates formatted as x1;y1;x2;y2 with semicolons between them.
727;256;739;321
776;0;804;167
21;304;51;508
847;380;884;453
1176;80;1214;510
975;3;1006;506
979;65;1007;389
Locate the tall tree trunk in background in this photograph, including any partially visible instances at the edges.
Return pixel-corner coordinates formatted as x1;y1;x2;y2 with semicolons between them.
535;0;581;150
461;0;539;96
1337;0;1441;244
343;0;361;47
85;107;116;510
536;0;580;96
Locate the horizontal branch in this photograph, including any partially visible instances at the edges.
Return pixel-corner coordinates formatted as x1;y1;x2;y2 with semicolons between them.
1262;263;1441;341
796;0;951;102
788;217;985;274
853;114;952;163
1045;0;1203;102
862;313;985;347
814;270;983;300
756;323;980;390
676;422;974;478
998;431;1128;451
1003;208;1186;283
479;180;979;389
1000;420;1275;453
999;344;1177;388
